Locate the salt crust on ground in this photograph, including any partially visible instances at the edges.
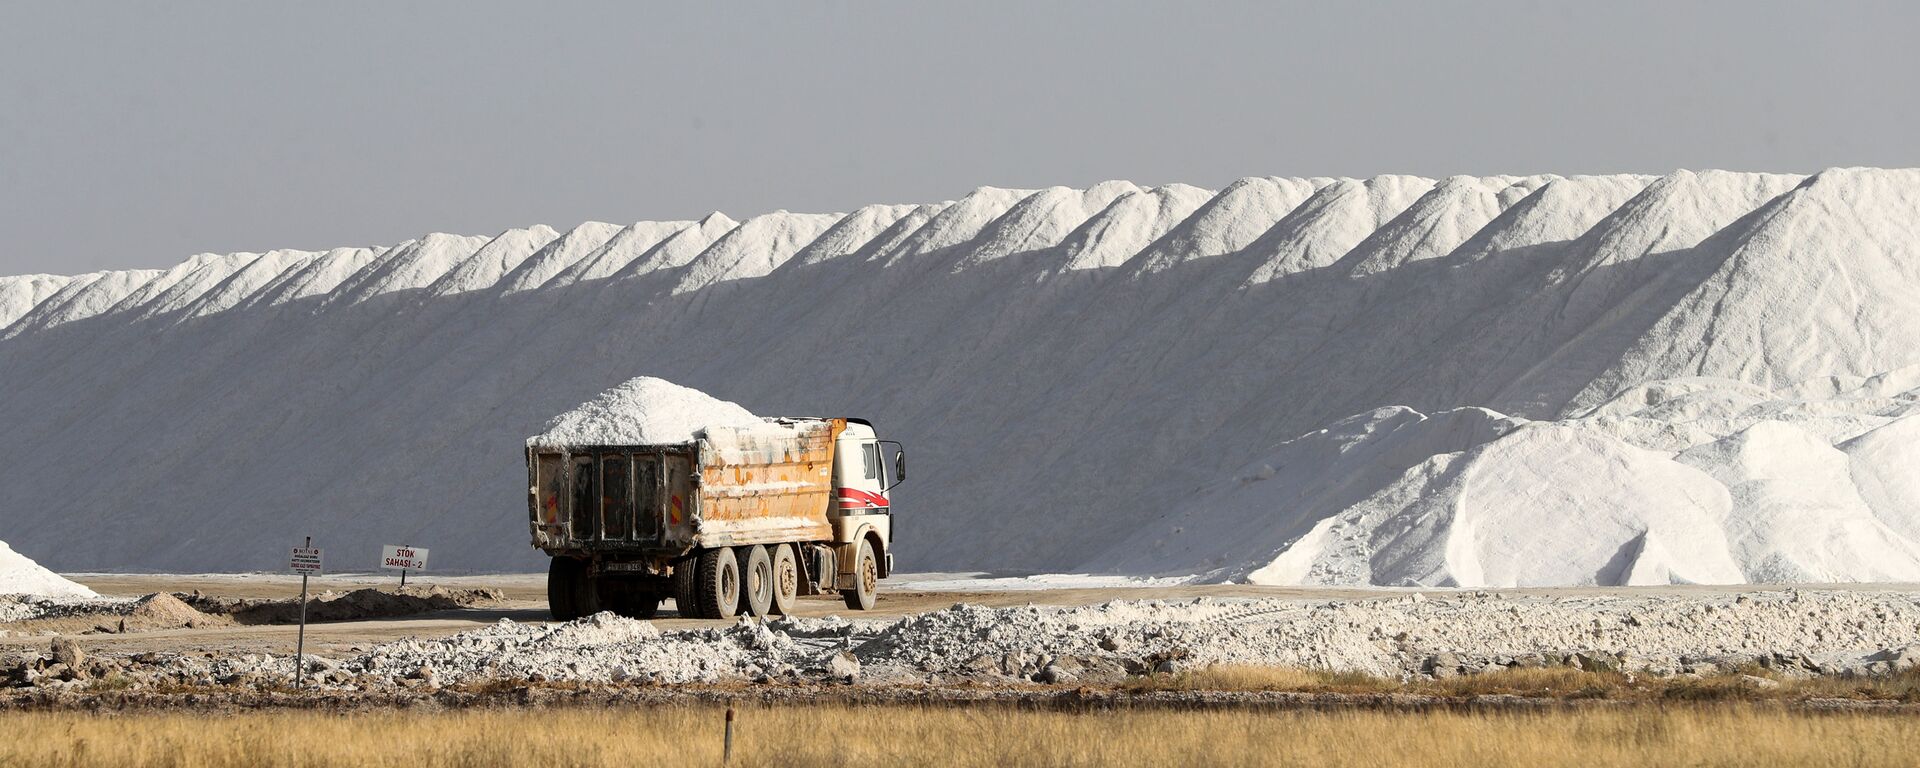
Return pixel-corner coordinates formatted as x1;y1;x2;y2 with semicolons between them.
5;169;1920;585
136;589;1920;687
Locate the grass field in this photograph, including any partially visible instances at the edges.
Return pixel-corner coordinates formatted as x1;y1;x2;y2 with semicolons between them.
1129;663;1920;702
5;702;1920;768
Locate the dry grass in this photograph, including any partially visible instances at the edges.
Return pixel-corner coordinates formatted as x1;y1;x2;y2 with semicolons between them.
1129;663;1920;702
1126;664;1632;698
1122;664;1397;693
5;704;1920;767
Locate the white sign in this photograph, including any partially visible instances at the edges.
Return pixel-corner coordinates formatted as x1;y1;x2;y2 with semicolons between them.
290;546;323;574
381;544;429;571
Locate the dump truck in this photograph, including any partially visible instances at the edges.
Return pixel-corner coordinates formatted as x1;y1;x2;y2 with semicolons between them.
528;417;904;620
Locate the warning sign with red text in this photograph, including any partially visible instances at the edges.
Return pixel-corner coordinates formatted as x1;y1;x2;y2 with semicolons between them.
290;547;323;575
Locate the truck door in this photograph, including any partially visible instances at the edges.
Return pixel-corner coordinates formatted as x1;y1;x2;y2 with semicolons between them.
833;438;889;513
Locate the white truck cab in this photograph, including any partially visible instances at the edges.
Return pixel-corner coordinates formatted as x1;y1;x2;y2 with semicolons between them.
832;420;904;579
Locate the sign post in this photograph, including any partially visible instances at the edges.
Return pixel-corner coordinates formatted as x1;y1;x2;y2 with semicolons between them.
380;544;429;588
289;538;323;689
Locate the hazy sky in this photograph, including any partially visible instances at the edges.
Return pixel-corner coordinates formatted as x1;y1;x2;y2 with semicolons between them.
3;1;1916;274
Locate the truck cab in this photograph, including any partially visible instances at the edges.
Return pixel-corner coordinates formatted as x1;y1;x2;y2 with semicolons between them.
832;420;903;577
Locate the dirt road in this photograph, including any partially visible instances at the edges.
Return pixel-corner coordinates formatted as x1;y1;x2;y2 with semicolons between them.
9;573;1915;661
8;572;1365;657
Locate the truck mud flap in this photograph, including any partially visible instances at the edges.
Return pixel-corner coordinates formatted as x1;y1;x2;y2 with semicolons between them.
810;546;837;593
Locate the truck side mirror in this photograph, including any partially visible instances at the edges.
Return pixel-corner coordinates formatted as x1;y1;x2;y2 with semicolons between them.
894;450;906;484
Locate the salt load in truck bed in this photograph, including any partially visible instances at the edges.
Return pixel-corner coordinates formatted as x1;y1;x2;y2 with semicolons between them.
525;377;903;621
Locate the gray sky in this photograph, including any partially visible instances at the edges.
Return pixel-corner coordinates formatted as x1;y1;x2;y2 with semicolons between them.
3;1;1916;274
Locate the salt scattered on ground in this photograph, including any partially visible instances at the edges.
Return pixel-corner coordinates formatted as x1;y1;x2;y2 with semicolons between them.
888;573;1197;592
113;588;1920;689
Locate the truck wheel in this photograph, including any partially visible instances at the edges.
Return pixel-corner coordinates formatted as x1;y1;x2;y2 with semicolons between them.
548;557;583;621
693;547;741;619
671;555;703;618
574;567;605;617
737;545;773;617
770;544;800;616
843;539;879;611
602;579;660;619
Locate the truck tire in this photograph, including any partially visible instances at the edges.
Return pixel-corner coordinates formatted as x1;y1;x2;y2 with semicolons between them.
671;555;703;618
843;538;879;611
769;544;800;616
693;547;741;619
738;545;773;617
548;557;583;621
576;575;604;617
601;578;660;619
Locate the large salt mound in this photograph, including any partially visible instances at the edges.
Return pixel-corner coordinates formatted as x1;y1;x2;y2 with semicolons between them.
545;220;696;288
1678;421;1920;582
425;226;561;298
1086;374;1920;587
497;222;624;295
0;539;95;598
0;274;72;330
527;376;762;448
874;187;1030;265
3;268;161;338
1241;175;1433;284
180;249;320;319
953;182;1138;270
790;204;920;268
328;232;491;307
1572;168;1920;411
1340;175;1519;277
103;252;249;321
6;168;1920;580
1052;184;1214;274
672;211;844;295
1129;176;1326;275
611;213;739;280
1293;423;1745;588
240;247;379;308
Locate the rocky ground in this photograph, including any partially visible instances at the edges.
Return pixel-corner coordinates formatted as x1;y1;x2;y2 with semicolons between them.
6;587;1920;702
0;585;504;638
